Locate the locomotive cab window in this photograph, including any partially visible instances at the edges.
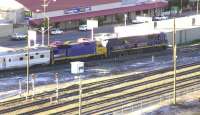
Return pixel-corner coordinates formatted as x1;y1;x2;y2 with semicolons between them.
19;57;23;61
30;56;34;59
40;55;44;58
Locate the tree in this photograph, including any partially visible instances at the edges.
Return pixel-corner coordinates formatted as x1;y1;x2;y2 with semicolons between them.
168;0;189;9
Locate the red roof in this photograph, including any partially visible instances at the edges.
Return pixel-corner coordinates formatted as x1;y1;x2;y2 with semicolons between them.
30;2;168;25
16;0;120;12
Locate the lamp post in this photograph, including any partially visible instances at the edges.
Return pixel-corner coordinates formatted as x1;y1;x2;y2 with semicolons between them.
180;0;183;14
26;33;30;99
197;0;199;14
152;0;157;16
31;74;36;98
172;18;177;105
18;77;22;97
124;14;127;26
37;0;56;47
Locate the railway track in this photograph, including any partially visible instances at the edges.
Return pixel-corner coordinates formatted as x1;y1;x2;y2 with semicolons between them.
39;72;200;115
0;62;199;115
0;62;198;107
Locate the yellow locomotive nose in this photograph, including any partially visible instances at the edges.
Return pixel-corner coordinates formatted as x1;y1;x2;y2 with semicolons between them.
96;42;107;57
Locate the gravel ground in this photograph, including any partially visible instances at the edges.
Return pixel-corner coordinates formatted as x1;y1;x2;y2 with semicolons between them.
127;90;200;115
146;91;200;115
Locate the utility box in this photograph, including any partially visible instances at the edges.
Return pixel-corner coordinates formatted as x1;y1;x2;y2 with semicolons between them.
71;61;84;74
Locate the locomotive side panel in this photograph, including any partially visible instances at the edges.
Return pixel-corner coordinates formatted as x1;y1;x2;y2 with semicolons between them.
106;33;168;57
0;57;6;70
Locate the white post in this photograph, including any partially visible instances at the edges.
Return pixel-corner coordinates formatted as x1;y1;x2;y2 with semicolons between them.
197;0;199;14
47;17;50;46
79;75;82;115
55;73;59;102
42;0;46;47
152;55;154;62
124;14;127;26
18;78;22;97
26;36;30;100
180;0;183;14
31;74;35;98
173;18;177;105
91;27;94;41
14;11;17;24
41;27;45;47
43;0;46;19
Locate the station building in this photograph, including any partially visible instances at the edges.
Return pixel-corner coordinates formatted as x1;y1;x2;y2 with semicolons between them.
16;0;168;30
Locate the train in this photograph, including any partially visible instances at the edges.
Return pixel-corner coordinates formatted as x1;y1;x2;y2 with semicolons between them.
0;32;168;70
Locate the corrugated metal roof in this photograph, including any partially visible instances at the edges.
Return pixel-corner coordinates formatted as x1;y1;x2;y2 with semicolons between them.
30;2;168;25
16;0;121;12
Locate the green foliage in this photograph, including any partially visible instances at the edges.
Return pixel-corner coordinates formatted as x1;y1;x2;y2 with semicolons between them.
79;20;86;25
168;0;189;9
97;16;105;26
115;14;123;23
178;39;200;46
24;11;32;18
41;17;48;29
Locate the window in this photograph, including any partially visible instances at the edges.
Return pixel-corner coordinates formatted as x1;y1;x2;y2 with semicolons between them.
19;57;23;61
9;58;11;62
36;53;39;55
143;10;148;14
30;56;34;59
25;54;28;56
136;11;140;15
40;55;44;58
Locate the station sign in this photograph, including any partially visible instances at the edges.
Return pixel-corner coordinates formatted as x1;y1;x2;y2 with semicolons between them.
64;7;91;15
87;20;98;30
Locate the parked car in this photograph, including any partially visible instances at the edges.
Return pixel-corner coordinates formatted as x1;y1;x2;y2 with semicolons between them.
77;38;91;43
135;16;152;23
11;33;27;40
50;41;64;47
79;25;88;31
131;20;145;24
94;33;117;41
50;28;64;35
152;16;168;21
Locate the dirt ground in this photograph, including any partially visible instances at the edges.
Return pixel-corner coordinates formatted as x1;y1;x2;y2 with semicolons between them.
145;91;200;115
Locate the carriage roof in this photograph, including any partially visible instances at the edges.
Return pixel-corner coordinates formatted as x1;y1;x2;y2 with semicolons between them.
0;47;50;56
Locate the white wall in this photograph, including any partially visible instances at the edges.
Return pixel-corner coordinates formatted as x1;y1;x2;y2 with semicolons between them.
0;24;28;38
114;15;200;45
166;27;200;45
0;24;13;38
0;0;23;10
0;0;25;24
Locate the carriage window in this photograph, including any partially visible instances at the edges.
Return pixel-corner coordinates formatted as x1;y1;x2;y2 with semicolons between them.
19;57;23;61
30;56;34;59
40;55;44;58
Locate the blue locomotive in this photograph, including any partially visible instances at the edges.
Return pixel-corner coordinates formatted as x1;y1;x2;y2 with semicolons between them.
51;32;168;62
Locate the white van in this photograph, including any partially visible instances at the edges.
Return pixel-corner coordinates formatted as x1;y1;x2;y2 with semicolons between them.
79;25;88;31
